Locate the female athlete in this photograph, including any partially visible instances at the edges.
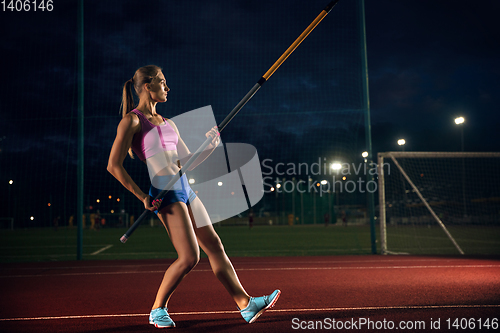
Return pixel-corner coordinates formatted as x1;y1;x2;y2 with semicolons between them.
107;65;280;328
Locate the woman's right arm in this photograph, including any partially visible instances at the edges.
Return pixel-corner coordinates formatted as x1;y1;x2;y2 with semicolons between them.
107;114;155;210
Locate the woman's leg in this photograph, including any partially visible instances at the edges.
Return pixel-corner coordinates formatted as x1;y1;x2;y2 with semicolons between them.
188;197;250;310
152;202;200;310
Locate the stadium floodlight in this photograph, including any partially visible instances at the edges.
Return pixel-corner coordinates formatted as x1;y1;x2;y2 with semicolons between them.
331;163;342;170
397;139;406;146
455;116;466;215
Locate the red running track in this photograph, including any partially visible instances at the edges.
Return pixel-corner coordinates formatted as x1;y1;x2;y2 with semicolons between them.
0;256;499;332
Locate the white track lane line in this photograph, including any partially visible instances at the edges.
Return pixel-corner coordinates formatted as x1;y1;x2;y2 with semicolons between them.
1;264;499;279
90;245;113;256
1;258;490;271
1;304;499;322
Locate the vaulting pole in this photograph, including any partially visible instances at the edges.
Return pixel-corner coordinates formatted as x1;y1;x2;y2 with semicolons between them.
121;0;342;243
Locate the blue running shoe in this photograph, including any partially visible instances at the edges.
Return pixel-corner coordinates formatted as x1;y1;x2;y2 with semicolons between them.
149;307;175;328
240;289;281;323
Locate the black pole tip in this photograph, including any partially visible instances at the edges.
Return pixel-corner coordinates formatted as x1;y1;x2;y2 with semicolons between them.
324;0;340;13
120;234;128;243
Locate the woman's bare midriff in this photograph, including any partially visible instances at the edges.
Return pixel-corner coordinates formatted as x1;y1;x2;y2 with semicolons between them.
143;150;182;177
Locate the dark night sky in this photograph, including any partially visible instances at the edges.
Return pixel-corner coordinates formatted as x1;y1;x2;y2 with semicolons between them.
1;0;499;220
1;0;498;150
366;0;500;153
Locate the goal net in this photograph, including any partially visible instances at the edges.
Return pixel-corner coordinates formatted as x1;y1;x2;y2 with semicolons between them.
378;152;500;255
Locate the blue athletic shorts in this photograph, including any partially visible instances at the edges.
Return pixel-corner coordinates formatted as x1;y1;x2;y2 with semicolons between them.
149;174;197;215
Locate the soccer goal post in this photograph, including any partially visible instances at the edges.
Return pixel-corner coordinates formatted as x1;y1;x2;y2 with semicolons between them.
378;152;500;255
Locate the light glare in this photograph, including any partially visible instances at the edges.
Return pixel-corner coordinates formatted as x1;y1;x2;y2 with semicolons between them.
455;116;465;125
331;163;342;170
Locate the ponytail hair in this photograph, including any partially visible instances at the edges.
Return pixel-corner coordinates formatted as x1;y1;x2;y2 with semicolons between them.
122;78;135;118
120;65;163;158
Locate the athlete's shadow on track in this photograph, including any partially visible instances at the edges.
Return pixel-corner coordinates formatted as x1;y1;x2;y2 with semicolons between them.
87;315;285;332
175;314;291;332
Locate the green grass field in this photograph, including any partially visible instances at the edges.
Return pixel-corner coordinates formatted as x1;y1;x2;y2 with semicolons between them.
0;224;498;263
384;225;500;255
0;225;375;263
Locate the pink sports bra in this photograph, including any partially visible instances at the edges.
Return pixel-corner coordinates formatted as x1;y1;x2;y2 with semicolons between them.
130;109;179;161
